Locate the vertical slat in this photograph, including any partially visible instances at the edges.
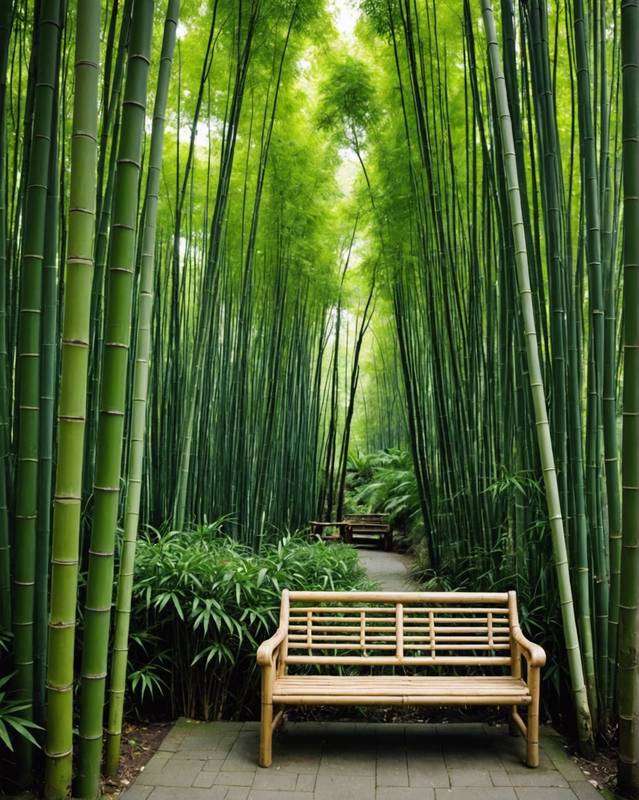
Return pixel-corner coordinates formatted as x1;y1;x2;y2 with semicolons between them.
429;609;436;658
508;592;521;679
488;612;494;648
360;611;366;651
307;611;312;648
396;603;403;659
278;591;289;677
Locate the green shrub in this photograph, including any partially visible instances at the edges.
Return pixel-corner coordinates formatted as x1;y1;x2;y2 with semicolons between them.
345;448;421;535
128;526;372;720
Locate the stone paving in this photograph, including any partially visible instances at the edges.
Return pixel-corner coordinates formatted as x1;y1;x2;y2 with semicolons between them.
122;719;602;800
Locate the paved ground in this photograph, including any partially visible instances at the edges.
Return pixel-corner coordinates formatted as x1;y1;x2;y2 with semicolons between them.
357;547;416;590
122;720;601;800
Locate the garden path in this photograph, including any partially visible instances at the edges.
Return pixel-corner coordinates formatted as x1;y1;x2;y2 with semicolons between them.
356;547;417;590
121;719;603;800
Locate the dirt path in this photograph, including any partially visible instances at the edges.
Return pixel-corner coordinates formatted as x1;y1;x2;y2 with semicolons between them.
357;547;418;590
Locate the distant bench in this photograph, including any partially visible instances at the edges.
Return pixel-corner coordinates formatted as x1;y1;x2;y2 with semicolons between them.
308;513;393;551
343;513;393;551
256;590;545;769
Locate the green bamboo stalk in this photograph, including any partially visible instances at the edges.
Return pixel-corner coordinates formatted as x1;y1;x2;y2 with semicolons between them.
617;0;639;793
602;0;623;717
0;0;14;634
34;0;64;728
75;2;154;795
12;0;61;778
43;1;100;796
573;0;609;708
104;0;179;776
480;0;594;755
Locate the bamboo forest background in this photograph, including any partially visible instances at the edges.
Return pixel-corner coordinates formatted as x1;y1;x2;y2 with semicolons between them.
1;0;639;796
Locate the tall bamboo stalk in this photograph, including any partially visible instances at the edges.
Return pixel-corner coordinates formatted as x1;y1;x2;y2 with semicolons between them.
480;0;594;754
35;0;64;728
618;0;639;793
12;0;61;777
0;0;14;634
43;0;100;796
105;0;179;776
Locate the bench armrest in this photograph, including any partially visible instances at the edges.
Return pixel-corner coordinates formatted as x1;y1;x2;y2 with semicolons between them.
511;625;546;668
257;627;287;667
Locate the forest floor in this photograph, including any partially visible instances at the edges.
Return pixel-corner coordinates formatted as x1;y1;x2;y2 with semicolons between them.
119;718;607;800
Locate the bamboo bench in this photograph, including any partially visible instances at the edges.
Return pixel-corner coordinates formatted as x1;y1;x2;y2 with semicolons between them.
256;590;545;769
343;513;393;551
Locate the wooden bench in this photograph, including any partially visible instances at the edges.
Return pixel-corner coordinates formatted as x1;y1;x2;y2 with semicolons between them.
343;513;393;551
256;590;545;769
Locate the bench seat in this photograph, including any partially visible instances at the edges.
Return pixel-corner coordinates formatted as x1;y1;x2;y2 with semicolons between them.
273;675;531;704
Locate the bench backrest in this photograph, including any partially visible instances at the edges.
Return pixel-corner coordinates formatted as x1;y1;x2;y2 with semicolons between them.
344;513;387;524
279;590;517;668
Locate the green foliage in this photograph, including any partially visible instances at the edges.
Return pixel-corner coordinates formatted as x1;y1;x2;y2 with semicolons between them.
0;674;42;752
345;449;421;533
317;55;378;148
128;524;373;719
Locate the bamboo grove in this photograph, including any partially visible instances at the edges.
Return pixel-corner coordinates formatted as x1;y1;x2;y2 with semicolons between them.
1;0;639;797
360;0;635;761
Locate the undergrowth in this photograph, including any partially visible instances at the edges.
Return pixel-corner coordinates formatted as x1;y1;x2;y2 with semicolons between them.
127;525;372;721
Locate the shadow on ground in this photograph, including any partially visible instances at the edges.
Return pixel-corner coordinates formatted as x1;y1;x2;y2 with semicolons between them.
122;719;601;800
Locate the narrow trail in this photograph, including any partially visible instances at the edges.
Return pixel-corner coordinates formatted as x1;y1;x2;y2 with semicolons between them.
357;547;417;591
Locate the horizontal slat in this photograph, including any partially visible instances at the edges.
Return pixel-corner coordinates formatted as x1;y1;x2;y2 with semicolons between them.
274;676;528;693
290;608;510;617
402;635;510;643
288;592;510;603
285;655;512;665
276;675;527;694
403;643;510;651
274;677;526;684
287;643;397;651
287;641;509;651
289;624;396;633
403;626;510;633
291;607;399;615
288;635;396;644
403;609;510;616
403;615;509;622
272;695;530;706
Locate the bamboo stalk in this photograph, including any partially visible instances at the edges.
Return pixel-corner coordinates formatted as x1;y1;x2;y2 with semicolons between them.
617;0;639;793
44;1;100;796
104;0;180;776
480;0;594;755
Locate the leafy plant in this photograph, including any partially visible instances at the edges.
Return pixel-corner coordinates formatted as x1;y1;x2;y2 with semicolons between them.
128;524;373;720
0;674;42;752
345;449;421;533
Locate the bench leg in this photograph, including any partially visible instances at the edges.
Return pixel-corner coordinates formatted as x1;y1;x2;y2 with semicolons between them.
259;700;273;767
527;669;540;768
